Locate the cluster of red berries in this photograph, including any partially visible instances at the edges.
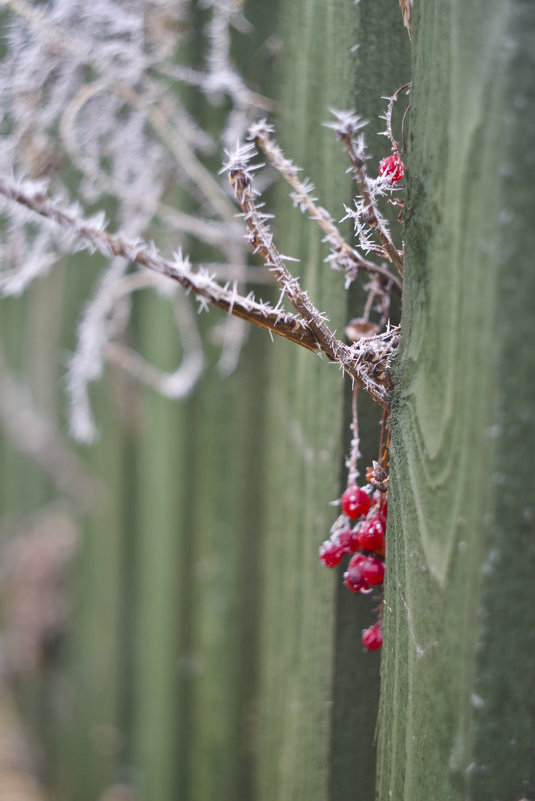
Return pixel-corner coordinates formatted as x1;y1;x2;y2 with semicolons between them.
319;484;387;651
378;153;404;183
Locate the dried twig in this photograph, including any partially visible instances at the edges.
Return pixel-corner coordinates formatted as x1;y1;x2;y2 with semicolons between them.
346;386;361;487
0;174;393;409
379;82;412;153
250;121;402;295
329;111;404;276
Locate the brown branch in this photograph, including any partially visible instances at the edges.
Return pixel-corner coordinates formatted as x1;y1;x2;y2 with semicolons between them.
330;113;404;276
253;127;402;296
381;82;412;153
0;175;392;409
344;142;404;275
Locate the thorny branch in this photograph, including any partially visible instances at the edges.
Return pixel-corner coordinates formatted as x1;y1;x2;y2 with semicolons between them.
0;173;393;408
380;81;412;154
346;386;361;487
332;112;405;276
0;176;314;346
227;146;349;358
251;121;402;296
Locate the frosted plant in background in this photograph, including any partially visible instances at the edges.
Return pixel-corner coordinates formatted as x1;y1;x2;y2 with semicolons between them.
0;0;269;441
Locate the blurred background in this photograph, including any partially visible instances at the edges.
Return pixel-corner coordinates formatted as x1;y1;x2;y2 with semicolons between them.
0;1;408;798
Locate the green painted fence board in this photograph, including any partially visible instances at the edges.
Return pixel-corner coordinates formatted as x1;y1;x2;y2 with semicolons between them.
378;2;535;800
62;398;124;801
129;291;186;801
186;331;266;801
56;260;126;801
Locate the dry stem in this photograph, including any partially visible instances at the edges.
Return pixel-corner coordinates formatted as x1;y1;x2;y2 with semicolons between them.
252;125;402;295
341;138;404;276
0;174;392;409
380;82;412;153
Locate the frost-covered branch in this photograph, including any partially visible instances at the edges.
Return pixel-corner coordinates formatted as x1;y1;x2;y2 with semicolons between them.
0;0;405;436
0;175;315;343
329;111;404;276
250;120;402;295
225;144;352;362
378;82;412;153
0;174;392;409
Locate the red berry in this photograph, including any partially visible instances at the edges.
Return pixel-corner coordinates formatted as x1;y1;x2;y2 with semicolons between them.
361;556;385;586
319;540;345;567
338;528;360;553
358;515;386;553
362;623;383;650
375;511;387;528
378;154;404;182
341;486;370;520
344;561;370;594
348;552;366;570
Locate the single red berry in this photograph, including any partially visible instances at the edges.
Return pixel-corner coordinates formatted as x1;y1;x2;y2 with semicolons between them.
375;511;387;528
341;486;371;520
362;623;383;650
361;556;385;587
348;552;366;570
358;515;386;553
379;154;404;182
319;540;345;567
338;528;360;553
344;561;370;594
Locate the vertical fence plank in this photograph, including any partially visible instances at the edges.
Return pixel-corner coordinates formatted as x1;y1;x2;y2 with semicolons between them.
55;259;126;801
186;329;267;801
256;2;358;799
62;401;124;801
378;2;535;799
129;292;187;801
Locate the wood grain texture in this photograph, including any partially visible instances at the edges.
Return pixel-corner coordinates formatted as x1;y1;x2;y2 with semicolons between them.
378;2;535;799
